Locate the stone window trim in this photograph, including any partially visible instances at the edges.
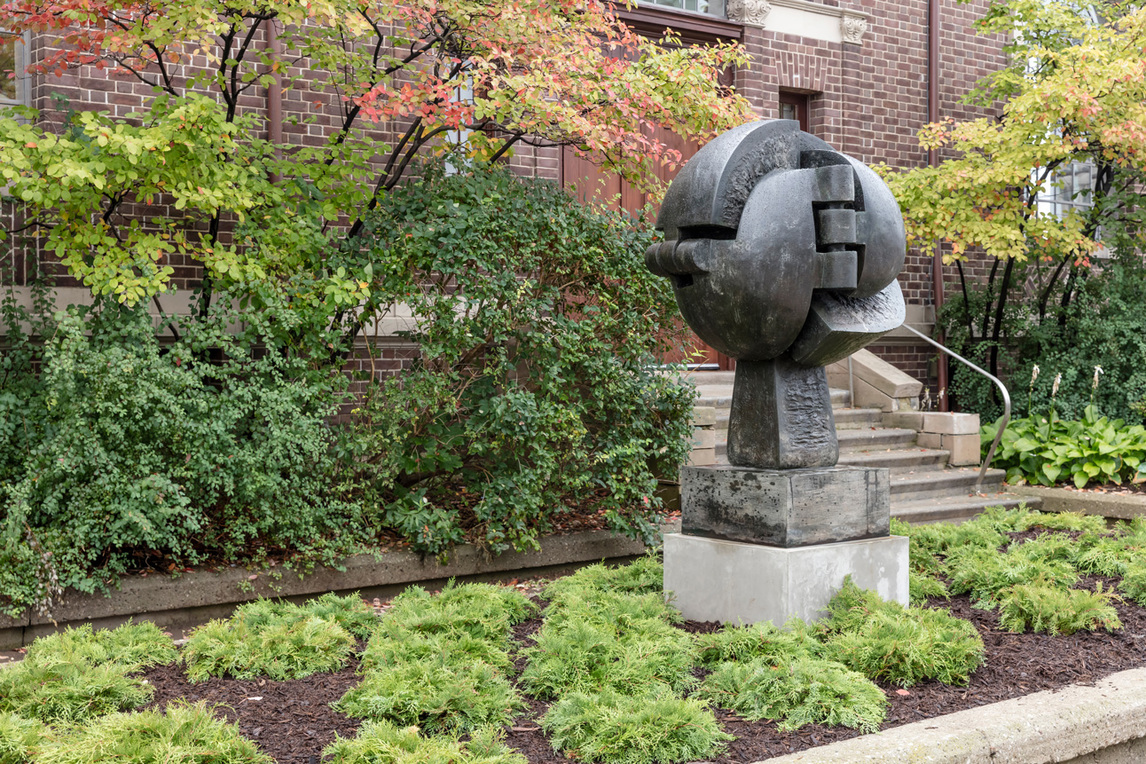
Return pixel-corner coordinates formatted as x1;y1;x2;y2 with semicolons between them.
725;0;870;46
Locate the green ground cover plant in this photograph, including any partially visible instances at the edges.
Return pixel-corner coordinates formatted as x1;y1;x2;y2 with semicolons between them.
337;582;533;733
817;578;985;687
0;622;174;724
997;583;1122;635
697;656;887;733
324;721;526;764
0;712;46;764
16;518;1146;764
897;506;1135;637
37;703;270;764
182;595;369;682
541;690;733;764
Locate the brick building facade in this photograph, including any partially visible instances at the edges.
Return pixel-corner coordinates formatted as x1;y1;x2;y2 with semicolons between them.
2;0;1009;396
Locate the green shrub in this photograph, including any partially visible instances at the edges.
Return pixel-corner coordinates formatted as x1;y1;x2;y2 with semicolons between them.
984;407;1146;488
541;690;732;764
324;721;526;764
37;702;272;764
997;584;1123;635
21;622;176;673
698;656;886;733
519;618;697;699
909;571;951;605
1015;511;1107;534
945;546;1079;606
0;622;174;724
903;520;1008;561
541;557;664;603
1073;538;1132;576
819;579;984;687
351;164;694;557
376;583;536;647
0;302;371;617
335;658;522;733
1120;563;1146;605
183;615;356;682
0;713;47;764
694;620;822;667
295;593;379;639
360;630;514;673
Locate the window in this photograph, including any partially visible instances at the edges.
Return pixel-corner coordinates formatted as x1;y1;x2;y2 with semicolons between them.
0;31;30;107
1035;161;1093;219
779;91;809;132
1034;160;1110;257
641;0;726;18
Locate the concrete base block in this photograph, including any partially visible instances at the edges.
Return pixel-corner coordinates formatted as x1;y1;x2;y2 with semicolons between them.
663;532;909;625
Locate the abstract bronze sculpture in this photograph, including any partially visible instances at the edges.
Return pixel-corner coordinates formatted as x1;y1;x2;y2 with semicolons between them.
647;119;906;470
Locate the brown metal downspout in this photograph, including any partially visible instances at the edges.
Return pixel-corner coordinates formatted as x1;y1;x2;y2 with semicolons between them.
266;20;283;183
929;0;949;411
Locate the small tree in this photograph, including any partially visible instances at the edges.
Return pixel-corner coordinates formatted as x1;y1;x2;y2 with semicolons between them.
0;0;752;321
884;0;1146;392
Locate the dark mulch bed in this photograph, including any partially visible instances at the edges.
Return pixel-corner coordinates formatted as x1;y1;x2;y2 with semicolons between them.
139;575;1146;764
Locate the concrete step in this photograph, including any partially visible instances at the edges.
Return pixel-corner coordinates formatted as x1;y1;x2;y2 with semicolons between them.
713;407;884;436
891;467;1007;500
835;446;952;470
838;427;917;451
892;492;1042;525
833;407;885;429
715;444;951;469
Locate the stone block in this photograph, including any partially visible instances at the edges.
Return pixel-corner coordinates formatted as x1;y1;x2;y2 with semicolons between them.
681;464;889;547
663;532;909;625
923;412;980;435
692;428;716;450
916;431;942;449
882;411;923;430
687;448;716;467
852;376;895;411
691;406;716;427
944;433;981;466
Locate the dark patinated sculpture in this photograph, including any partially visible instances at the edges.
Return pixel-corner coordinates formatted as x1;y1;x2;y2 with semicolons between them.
647;120;906;472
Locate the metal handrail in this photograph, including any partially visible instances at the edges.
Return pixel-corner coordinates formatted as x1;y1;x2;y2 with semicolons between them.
898;324;1011;494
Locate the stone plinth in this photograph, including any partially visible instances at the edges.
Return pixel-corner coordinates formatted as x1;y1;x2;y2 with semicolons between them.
681;464;889;547
663;532;909;625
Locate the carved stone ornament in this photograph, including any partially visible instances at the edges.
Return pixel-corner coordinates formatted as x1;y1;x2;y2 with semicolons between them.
727;0;772;27
840;12;868;45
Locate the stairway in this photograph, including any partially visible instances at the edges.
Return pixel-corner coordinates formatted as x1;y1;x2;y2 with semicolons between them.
692;372;1039;525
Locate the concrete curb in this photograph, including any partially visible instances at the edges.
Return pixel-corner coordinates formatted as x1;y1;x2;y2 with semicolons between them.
758;667;1146;763
1010;485;1146;520
0;525;671;648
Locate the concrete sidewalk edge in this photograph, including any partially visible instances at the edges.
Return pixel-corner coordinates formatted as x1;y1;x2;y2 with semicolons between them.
757;667;1146;763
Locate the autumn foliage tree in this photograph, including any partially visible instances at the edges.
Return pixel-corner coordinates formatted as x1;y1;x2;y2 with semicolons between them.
0;0;751;312
883;0;1146;396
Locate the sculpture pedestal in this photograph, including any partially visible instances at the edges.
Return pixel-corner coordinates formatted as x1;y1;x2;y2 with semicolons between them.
665;463;907;625
681;464;890;547
663;532;909;625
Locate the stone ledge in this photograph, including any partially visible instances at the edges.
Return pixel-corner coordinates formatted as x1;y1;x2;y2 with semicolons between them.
759;666;1146;764
1009;485;1146;521
0;525;675;649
